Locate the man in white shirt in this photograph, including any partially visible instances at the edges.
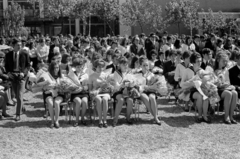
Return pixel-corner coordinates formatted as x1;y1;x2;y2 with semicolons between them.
162;36;174;59
36;38;49;63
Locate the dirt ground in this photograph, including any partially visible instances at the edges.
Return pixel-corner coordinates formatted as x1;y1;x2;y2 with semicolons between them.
0;92;240;159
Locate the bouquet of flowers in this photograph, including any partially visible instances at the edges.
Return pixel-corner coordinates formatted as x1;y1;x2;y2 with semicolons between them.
31;69;56;93
121;78;140;98
57;77;83;93
146;75;168;96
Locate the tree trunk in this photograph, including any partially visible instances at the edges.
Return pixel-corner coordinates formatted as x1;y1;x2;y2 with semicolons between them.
138;21;144;33
177;22;180;35
83;20;86;36
60;12;64;34
106;21;115;36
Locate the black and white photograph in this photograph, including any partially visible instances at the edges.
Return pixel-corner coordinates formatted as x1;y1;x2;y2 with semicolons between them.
0;0;240;158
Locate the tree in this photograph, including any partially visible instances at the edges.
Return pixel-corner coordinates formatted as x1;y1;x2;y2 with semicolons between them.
165;0;185;34
121;0;147;33
144;0;167;33
3;1;25;36
29;0;76;34
93;0;120;36
181;0;200;36
165;0;200;35
72;0;93;36
200;9;226;34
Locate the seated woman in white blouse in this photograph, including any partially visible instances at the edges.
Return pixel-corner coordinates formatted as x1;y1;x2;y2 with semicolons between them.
139;57;161;125
174;51;192;111
181;53;210;123
112;56;134;127
214;51;238;124
71;57;89;127
89;59;112;128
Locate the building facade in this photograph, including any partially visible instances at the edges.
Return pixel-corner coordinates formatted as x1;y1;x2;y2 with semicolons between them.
0;0;120;36
0;0;240;37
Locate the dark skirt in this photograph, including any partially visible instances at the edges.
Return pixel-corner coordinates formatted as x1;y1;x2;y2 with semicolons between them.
44;92;65;100
113;90;123;99
70;93;89;102
189;88;198;102
142;91;156;96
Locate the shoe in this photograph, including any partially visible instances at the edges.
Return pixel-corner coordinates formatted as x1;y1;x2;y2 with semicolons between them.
50;123;54;129
81;120;87;126
43;110;49;118
7;102;15;106
230;119;237;124
73;122;79;127
15;116;21;122
55;122;60;128
2;113;13;118
153;120;161;125
209;107;215;115
12;98;17;103
99;123;103;128
184;108;189;112
223;119;231;125
202;117;211;124
103;122;108;128
22;107;26;113
126;119;133;125
112;120;118;127
196;117;203;123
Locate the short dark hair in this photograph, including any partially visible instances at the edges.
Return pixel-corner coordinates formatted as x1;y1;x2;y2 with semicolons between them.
139;56;148;65
118;56;128;65
93;59;105;69
168;50;177;57
106;49;114;57
182;51;191;59
61;53;71;64
12;38;21;45
202;48;212;55
190;52;202;64
150;50;158;56
167;36;172;41
72;57;87;67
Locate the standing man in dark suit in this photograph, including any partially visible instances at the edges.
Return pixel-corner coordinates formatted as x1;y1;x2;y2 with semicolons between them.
5;38;30;121
229;51;240;98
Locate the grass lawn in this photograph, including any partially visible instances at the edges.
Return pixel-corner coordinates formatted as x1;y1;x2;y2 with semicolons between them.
0;92;240;159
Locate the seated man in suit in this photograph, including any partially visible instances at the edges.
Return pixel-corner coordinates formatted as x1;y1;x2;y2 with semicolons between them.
163;50;178;87
154;51;165;69
229;51;240;98
129;36;146;57
201;48;215;71
106;52;121;73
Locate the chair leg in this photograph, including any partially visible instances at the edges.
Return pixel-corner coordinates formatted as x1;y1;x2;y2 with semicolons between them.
65;104;68;121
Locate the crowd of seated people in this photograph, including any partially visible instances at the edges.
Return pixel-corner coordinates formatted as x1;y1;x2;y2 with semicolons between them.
1;32;240;128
